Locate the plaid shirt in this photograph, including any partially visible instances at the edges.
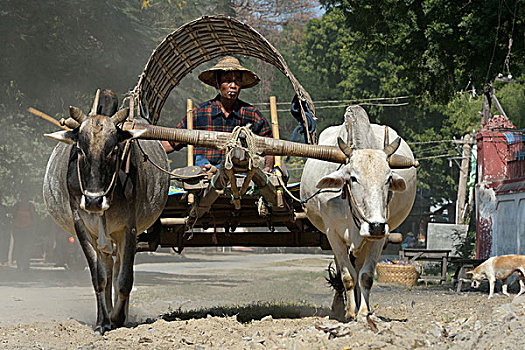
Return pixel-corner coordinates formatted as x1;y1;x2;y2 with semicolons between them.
172;95;272;165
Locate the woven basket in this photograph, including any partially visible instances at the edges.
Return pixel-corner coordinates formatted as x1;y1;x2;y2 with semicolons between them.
376;263;419;286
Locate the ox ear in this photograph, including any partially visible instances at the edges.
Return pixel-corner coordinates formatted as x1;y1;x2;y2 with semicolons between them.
117;129;147;144
44;130;78;144
389;173;406;192
316;170;348;189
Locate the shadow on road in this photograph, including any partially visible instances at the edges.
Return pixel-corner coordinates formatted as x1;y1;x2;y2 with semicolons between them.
159;301;331;323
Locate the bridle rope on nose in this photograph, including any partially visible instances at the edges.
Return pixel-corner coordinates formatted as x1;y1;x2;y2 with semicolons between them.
345;183;391;229
76;149;122;199
345;183;371;229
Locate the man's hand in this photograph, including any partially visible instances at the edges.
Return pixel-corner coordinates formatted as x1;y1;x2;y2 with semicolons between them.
262;155;274;173
161;141;174;153
201;163;218;177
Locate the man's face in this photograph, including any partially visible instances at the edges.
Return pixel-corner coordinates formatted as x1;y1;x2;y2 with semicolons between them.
218;71;242;102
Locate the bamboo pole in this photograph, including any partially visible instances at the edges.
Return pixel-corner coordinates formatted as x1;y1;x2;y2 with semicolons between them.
28;107;70;130
269;96;281;168
186;99;195;205
187;99;194;166
269;96;284;207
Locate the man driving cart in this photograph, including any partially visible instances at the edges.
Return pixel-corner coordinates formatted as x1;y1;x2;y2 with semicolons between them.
162;56;275;173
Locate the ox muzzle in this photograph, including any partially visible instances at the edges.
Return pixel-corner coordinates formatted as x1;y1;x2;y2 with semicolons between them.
361;222;389;240
80;192;110;214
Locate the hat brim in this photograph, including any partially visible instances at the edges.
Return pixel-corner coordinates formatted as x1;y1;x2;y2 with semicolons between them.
198;67;260;89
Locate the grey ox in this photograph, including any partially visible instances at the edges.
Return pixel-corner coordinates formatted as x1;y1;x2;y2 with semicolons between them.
300;106;417;322
43;90;169;333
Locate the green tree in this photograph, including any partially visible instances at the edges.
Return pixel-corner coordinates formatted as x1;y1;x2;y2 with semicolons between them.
319;0;525;103
0;0;232;205
282;9;476;207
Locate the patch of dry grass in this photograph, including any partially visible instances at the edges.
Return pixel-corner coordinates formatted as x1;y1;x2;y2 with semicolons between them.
161;301;330;323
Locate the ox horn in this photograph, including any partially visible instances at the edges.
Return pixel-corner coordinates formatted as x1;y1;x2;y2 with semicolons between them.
68;106;86;125
383;137;401;157
337;137;354;159
383;136;419;168
384;126;389;148
388;154;420;168
89;89;101;116
111;108;129;125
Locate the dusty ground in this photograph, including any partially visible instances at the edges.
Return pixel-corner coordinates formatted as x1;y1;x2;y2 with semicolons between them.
1;250;524;349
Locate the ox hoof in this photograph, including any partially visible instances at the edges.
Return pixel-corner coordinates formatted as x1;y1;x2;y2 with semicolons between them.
328;311;346;322
94;323;111;335
343;311;357;323
111;314;126;329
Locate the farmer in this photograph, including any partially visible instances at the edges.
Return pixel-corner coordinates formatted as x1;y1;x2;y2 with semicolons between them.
162;56;274;172
0;203;11;266
11;193;36;271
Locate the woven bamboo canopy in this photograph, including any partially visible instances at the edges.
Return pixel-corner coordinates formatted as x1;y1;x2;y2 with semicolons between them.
131;15;314;141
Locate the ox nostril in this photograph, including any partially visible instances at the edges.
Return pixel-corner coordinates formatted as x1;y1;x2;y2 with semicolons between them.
88;196;103;205
369;223;386;236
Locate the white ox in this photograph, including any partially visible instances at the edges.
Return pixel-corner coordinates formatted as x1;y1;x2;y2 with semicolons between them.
300;106;417;321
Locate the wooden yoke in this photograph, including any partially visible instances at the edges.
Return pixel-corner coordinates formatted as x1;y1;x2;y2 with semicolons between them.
125;122;349;163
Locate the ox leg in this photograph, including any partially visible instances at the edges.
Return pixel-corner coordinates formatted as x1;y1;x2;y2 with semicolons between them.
73;213;110;334
101;252;114;314
356;242;383;317
357;264;375;317
327;261;345;322
112;249;120;305
327;231;357;321
111;227;136;328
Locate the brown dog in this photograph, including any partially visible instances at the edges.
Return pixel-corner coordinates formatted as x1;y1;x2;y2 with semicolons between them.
467;255;525;299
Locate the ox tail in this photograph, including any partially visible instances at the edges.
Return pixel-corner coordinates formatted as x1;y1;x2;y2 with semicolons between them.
326;262;344;293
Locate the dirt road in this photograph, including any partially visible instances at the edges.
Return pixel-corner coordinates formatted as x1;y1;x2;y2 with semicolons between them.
1;250;524;349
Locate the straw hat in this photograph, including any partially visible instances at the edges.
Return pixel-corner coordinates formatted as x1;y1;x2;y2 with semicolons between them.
198;56;260;89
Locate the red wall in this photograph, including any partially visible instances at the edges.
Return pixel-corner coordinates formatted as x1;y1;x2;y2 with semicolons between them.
475;115;525;258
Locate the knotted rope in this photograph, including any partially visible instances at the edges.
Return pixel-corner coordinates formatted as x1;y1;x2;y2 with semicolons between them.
219;124;262;170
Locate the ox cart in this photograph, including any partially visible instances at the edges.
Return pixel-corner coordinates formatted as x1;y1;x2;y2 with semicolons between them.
42;16;416;330
127;16;331;252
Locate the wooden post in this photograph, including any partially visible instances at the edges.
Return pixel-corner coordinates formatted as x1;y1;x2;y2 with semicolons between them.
187;99;194;205
186;99;194;164
269;96;284;208
269;96;281;168
456;134;472;224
